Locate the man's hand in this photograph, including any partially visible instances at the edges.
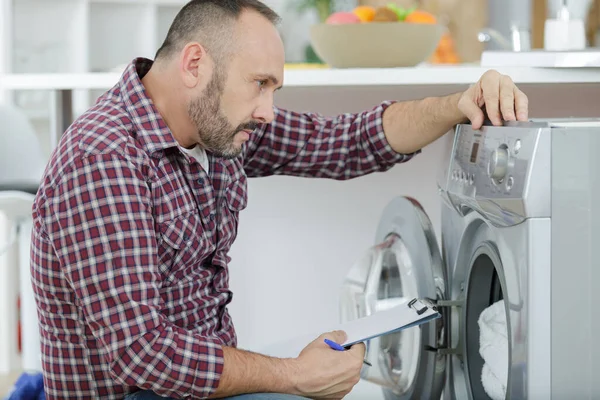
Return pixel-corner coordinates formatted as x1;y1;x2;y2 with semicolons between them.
458;69;529;130
290;331;365;400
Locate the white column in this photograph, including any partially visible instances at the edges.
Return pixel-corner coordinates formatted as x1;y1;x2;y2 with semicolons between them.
18;218;42;372
0;213;20;374
0;0;13;104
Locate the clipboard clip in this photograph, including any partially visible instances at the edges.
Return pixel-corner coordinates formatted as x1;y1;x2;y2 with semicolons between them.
407;298;438;315
408;297;463;357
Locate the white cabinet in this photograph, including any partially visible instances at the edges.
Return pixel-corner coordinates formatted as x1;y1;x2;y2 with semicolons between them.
0;0;186;155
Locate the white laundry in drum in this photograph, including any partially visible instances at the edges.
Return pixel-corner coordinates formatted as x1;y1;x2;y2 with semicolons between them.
478;299;508;400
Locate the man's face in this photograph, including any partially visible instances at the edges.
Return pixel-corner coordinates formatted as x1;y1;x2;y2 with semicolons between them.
186;70;253;159
187;10;285;159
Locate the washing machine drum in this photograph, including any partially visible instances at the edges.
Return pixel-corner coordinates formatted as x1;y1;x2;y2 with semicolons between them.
340;196;447;399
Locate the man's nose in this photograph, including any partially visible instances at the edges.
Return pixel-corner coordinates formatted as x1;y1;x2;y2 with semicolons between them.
253;96;276;124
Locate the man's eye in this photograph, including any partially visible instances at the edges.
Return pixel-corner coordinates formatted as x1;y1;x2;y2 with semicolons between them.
257;80;267;88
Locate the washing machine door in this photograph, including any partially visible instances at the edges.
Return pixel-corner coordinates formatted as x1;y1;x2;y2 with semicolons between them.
340;196;447;400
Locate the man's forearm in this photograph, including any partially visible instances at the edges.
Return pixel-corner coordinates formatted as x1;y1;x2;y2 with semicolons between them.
382;92;467;154
209;346;298;398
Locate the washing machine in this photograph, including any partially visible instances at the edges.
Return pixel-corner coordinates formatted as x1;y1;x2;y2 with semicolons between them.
340;119;600;399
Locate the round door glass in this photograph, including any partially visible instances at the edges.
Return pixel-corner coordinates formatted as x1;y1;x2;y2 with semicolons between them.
339;196;447;400
374;234;420;395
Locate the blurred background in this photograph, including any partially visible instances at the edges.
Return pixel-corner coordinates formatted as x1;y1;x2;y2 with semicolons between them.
1;0;599;398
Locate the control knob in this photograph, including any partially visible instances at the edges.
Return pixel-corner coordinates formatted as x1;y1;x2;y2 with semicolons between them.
488;144;509;181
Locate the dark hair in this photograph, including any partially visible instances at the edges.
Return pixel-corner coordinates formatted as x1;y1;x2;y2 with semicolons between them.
155;0;280;62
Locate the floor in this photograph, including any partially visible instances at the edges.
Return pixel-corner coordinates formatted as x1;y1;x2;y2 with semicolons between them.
0;371;21;397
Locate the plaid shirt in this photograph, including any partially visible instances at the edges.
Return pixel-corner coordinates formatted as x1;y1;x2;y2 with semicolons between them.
30;58;416;399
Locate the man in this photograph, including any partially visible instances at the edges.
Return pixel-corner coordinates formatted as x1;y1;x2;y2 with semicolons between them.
30;1;528;399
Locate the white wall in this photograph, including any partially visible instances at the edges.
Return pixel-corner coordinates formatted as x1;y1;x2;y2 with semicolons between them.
228;139;448;346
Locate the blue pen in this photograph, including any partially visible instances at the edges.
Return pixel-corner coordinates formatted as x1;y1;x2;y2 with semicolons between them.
324;339;372;366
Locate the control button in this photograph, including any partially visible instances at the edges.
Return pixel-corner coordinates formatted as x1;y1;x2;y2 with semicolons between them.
488;144;509;182
514;139;521;155
506;176;514;191
469;174;474;185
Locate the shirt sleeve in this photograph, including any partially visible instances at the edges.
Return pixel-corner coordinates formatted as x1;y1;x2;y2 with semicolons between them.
37;152;223;399
242;101;420;179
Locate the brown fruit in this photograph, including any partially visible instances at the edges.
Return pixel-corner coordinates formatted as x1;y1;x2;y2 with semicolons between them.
372;7;399;22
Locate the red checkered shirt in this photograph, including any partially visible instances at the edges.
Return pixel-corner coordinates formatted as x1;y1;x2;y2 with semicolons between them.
30;58;417;399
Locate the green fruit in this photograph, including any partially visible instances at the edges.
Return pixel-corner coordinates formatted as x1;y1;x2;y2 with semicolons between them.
387;3;416;21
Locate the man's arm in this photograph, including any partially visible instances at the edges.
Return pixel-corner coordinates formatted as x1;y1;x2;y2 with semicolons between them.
382;71;529;154
243;101;415;180
210;347;295;398
243;70;528;178
212;331;366;400
381;92;465;154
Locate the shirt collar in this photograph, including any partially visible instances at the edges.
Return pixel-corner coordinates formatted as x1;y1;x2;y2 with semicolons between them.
118;57;180;157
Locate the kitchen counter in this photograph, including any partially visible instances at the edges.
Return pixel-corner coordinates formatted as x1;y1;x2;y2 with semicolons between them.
1;64;600;90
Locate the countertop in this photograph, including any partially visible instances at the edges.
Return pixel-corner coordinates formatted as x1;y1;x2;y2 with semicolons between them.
1;64;600;91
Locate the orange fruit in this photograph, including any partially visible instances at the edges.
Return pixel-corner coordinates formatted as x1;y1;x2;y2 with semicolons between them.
429;53;442;64
438;32;453;47
404;10;437;24
429;32;461;64
353;5;376;22
444;53;461;64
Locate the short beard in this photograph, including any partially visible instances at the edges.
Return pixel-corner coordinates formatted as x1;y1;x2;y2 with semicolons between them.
187;69;257;159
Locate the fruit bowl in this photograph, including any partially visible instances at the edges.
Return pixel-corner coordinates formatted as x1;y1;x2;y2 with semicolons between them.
308;6;446;68
310;21;445;68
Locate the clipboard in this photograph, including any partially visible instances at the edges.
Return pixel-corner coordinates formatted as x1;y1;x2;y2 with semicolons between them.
338;298;441;348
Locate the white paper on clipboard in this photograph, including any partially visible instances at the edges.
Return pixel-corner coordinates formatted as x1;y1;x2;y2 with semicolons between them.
337;298;441;348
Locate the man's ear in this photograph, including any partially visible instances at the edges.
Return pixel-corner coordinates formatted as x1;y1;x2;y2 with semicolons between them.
179;42;210;89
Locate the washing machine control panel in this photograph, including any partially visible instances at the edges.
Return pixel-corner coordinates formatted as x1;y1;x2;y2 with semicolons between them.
447;123;547;201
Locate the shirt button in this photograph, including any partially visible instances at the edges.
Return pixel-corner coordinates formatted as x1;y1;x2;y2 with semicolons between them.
209;213;215;221
183;235;190;241
197;178;204;185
